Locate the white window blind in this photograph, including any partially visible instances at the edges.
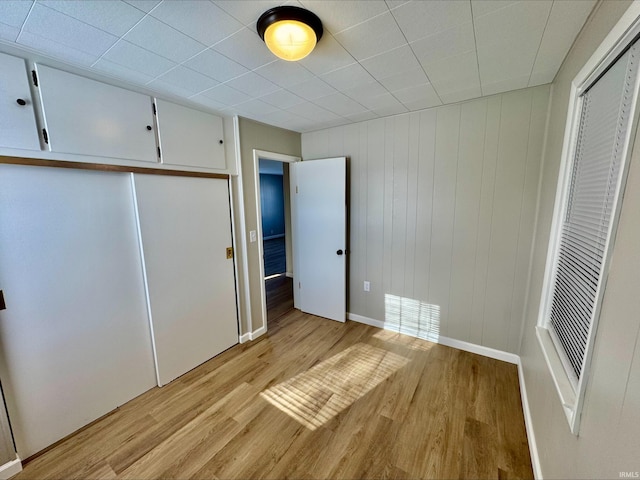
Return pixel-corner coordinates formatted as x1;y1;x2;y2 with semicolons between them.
548;41;639;384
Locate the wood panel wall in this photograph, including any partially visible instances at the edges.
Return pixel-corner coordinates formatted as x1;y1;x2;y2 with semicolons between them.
302;85;550;353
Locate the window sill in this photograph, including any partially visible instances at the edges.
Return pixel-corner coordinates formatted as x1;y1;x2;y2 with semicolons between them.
536;326;580;433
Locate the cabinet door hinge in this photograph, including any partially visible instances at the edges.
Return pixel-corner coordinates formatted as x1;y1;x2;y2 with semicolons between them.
157;146;161;158
152;102;157;115
42;128;48;144
31;70;38;86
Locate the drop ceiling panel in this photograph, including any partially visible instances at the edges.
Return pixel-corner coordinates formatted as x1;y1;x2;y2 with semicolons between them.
184;48;249;83
102;40;176;78
529;0;597;86
123;15;205;63
149;1;243;47
40;0;145;37
334;11;407;61
390;0;472;43
0;0;596;132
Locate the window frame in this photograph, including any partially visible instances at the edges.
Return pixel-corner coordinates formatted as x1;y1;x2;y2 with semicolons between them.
537;7;640;435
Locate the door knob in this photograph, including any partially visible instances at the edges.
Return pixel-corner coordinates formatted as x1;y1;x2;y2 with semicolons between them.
336;249;343;255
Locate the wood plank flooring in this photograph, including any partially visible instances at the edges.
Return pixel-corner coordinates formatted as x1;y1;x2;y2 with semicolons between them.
266;275;293;324
263;237;286;277
14;311;533;480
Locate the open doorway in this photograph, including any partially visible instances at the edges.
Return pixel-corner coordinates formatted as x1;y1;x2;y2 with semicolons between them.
253;150;300;330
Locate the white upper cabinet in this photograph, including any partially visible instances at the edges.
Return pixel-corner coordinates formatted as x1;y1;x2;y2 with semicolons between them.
156;99;226;170
36;65;157;163
0;53;41;151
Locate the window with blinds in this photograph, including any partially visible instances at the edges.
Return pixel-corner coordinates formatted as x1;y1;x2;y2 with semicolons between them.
548;41;639;386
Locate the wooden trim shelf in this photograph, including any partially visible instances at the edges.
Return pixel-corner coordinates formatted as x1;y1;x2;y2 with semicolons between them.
0;156;229;180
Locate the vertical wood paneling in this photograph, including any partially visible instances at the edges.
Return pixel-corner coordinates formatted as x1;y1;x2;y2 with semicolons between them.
447;100;488;341
469;96;502;345
482;90;533;350
302;86;549;353
429;105;460;338
365;119;386;320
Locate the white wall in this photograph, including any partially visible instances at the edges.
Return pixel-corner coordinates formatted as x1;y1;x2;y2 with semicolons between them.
520;1;640;478
303;85;549;353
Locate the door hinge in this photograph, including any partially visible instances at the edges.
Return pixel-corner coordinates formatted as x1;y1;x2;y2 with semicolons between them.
31;70;38;86
296;186;299;194
42;128;48;144
152;102;157;115
0;290;5;311
298;282;301;289
157;146;161;158
226;247;233;259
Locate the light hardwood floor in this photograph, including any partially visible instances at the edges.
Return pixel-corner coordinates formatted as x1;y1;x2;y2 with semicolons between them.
15;311;533;480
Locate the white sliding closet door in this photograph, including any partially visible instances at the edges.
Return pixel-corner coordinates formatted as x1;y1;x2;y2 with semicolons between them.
0;165;156;458
133;175;238;386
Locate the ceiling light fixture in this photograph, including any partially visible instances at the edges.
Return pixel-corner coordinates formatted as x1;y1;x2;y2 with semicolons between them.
257;6;323;62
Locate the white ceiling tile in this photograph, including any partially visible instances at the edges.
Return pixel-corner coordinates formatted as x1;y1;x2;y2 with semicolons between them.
392;82;440;105
321;62;376;91
0;23;20;42
474;1;552;47
0;1;33;27
343;81;387;103
529;0;596;86
287;76;337;100
481;74;529;96
93;58;156;85
213;1;277;28
299;0;389;34
153;65;217;95
299;33;356;75
17;30;99;65
286;102;342;122
184;48;249;83
254;60;315;88
471;0;512;18
39;1;145;37
477;38;538;86
124;1;161;14
259;89;306;109
378;66;429;92
146;78;196;98
344;110;378;123
370;102;408;117
423;50;480;96
438;86;482;104
211;27;274;70
21;3;118;57
259;109;308;128
102;40;176;77
385;1;411;10
361;44;422;80
201;83;251;106
312;92;368;116
189;93;228;111
227;71;280;97
123;15;206;63
391;0;471;43
234;98;279;116
334;11;406;61
149;1;243;46
403;97;442;111
410;22;475;66
358;91;402;110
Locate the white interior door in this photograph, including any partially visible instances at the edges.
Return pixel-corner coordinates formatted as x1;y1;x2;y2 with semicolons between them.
0;165;157;458
133;174;238;386
291;157;346;322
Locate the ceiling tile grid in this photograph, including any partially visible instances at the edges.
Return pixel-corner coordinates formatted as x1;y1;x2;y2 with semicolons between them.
0;0;596;132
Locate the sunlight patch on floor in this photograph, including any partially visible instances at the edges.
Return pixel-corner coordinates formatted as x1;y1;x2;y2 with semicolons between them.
384;294;440;342
260;343;409;430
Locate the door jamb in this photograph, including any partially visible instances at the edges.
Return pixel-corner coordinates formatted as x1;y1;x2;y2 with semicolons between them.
252;149;300;336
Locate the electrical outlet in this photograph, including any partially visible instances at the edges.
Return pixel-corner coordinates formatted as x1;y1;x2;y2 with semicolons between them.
250;230;257;243
364;281;370;292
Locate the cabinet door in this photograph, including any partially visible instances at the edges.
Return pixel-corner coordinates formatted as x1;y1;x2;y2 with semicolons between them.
156;99;226;170
0;165;157;458
0;53;40;151
37;65;157;162
133;174;238;386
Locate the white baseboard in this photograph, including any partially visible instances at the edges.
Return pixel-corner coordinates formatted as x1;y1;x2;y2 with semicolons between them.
285;271;293;278
347;311;540;478
251;325;267;340
0;458;21;480
239;332;251;344
517;360;543;479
